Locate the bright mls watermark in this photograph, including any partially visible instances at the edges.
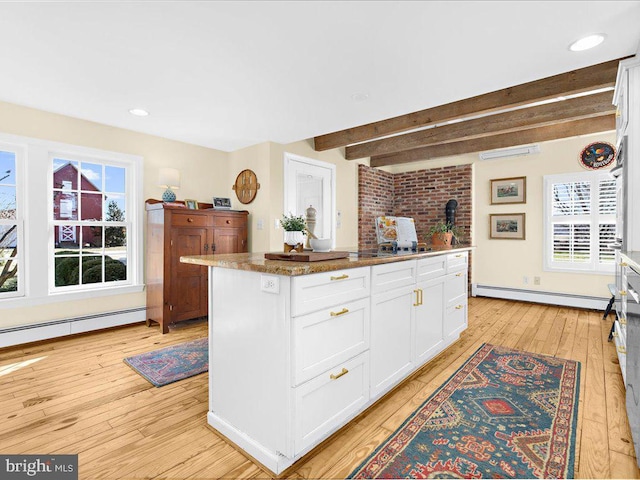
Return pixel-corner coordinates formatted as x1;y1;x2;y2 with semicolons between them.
1;455;78;479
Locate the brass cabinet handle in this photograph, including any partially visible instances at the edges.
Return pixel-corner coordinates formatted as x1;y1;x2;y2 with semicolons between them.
330;308;349;317
456;273;464;277
455;304;464;310
187;217;194;223
620;290;627;296
419;288;423;305
613;331;619;338
455;254;463;258
330;274;349;281
620;316;627;325
621;262;628;267
413;289;421;306
330;368;349;380
618;345;627;354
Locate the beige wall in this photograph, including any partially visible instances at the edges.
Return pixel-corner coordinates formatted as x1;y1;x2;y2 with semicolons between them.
382;131;617;298
0;100;228;327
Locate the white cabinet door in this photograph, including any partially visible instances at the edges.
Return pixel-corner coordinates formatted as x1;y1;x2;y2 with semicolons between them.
370;286;415;399
415;276;445;366
444;271;468;339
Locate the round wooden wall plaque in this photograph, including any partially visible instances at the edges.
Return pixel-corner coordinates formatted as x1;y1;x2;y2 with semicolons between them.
232;169;260;204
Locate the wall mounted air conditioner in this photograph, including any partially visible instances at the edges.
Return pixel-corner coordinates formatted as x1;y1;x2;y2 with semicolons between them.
479;144;540;160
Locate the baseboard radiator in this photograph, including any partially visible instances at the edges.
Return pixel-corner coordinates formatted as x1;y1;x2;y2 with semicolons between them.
471;284;609;311
0;307;146;349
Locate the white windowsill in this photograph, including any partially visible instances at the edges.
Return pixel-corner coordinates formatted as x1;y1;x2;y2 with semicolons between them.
0;284;145;309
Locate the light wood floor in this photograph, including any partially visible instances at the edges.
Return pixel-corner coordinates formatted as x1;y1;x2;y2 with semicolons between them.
0;297;638;479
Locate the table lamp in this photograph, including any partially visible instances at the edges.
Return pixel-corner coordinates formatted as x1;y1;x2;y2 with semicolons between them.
158;168;180;202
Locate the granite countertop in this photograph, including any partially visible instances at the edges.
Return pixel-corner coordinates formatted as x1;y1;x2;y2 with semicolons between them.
181;245;474;276
622;251;640;273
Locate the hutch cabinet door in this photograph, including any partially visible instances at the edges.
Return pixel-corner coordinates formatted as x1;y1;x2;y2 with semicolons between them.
170;227;209;321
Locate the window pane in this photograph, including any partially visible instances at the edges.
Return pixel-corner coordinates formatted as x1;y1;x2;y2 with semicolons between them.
81;163;103;192
55;256;79;287
53;159;79;190
105;225;126;249
599;179;616;215
55;225;80;251
553;223;590;263
105;166;126;194
599;223;616;263
105;256;127;282
105;226;127;282
82;226;102;251
0;151;16;185
104;196;126;222
0;259;18;292
54;191;78;220
80;192;103;221
0;185;16;219
0;224;18;250
81;255;103;284
552;181;591;216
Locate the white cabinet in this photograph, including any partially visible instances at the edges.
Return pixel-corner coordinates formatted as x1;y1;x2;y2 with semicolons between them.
415;275;445;364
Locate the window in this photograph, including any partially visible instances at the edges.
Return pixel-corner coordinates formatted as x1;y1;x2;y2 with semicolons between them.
0;146;22;298
0;131;143;308
51;157;130;291
544;171;616;274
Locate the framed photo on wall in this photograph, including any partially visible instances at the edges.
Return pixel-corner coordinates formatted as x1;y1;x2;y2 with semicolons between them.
490;213;525;240
490;176;526;204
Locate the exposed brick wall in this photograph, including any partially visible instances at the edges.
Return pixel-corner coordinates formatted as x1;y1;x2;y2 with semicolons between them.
358;163;472;249
358;164;394;250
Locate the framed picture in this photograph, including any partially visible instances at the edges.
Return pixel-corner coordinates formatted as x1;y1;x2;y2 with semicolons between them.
185;199;198;210
490;213;526;240
490;176;526;204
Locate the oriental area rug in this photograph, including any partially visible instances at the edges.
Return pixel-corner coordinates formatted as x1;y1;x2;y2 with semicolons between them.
348;343;580;479
124;338;208;387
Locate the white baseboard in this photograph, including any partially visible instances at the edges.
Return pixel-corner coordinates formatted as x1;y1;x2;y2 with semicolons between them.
0;307;146;348
471;284;609;311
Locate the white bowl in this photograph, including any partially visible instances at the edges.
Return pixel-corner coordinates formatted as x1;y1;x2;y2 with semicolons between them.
310;238;332;252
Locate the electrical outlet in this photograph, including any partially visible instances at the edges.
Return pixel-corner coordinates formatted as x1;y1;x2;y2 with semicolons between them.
336;210;342;228
534;276;541;285
261;275;279;294
274;218;280;229
257;218;264;230
523;276;529;285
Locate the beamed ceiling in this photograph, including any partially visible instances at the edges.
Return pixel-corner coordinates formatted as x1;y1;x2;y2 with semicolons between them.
313;58;625;167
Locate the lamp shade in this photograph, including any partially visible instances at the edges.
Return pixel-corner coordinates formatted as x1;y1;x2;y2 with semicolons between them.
158;168;180;189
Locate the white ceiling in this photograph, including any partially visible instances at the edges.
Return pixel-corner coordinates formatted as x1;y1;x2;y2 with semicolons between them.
0;1;639;152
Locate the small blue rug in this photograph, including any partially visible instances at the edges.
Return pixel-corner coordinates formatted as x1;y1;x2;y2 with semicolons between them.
124;338;208;387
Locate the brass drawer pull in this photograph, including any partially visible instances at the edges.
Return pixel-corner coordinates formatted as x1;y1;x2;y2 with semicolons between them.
613;331;619;338
455;254;463;258
187;217;194;223
413;289;421;306
456;273;464;277
330;274;349;281
620;317;627;325
330;308;349;317
330;368;349;380
618;345;627;354
621;262;628;267
455;304;464;310
620;290;627;296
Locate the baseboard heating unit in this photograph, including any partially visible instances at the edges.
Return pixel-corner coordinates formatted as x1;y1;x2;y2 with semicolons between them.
471;284;608;311
0;307;146;348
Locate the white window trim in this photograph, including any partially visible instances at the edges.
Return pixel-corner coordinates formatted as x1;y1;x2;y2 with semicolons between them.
543;170;616;275
0;142;25;299
0;132;144;310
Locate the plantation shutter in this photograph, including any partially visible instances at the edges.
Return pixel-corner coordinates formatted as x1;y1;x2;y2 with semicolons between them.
545;172;616;273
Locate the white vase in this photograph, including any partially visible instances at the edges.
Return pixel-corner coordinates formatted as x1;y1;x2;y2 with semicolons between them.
284;230;304;246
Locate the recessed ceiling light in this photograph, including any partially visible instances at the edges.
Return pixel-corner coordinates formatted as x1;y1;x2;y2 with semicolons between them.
129;108;149;117
569;34;605;52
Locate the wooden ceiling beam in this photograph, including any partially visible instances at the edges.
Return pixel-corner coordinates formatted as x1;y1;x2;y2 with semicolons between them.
370;115;616;167
345;90;614;160
313;58;622;151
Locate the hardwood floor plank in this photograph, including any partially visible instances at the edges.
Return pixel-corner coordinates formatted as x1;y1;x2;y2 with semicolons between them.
0;298;634;479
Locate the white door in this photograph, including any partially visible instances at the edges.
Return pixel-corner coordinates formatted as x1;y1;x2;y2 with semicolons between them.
284;153;335;246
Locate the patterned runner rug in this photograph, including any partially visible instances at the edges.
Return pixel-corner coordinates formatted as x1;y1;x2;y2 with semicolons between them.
348;343;580;479
124;338;208;387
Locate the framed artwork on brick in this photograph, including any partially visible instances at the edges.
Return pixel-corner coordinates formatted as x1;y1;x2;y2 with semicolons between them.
490;176;526;204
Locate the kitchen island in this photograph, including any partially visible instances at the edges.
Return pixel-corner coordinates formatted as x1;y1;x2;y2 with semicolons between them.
181;246;472;474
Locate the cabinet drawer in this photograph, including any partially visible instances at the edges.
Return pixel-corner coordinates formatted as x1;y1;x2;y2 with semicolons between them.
371;260;417;294
293;298;370;385
171;213;208;228
417;255;446;282
292;267;370;316
213;215;245;228
294;352;369;454
445;300;467;339
447;251;468;273
445;271;467;308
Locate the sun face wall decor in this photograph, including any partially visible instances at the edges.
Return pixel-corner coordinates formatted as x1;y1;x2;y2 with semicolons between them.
232;169;260;204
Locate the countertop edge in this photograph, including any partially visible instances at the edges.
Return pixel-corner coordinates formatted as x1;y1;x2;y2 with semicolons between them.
181;246;475;276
